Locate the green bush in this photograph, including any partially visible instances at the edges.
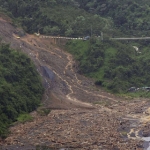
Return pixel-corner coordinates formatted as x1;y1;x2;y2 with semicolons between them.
0;44;44;137
66;39;150;96
17;113;33;123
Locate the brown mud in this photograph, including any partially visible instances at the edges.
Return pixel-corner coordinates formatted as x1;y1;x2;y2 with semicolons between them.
0;17;150;150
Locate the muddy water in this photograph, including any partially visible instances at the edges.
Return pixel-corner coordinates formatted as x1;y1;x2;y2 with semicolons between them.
123;117;150;150
142;137;150;150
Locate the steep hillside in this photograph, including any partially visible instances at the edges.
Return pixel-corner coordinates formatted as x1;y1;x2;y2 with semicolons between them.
0;43;44;138
0;15;150;150
66;38;150;95
1;1;150;149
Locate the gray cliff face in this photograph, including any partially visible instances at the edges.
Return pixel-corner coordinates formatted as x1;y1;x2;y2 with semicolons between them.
42;66;55;81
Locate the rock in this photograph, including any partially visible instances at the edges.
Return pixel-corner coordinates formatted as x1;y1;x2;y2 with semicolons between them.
143;131;150;137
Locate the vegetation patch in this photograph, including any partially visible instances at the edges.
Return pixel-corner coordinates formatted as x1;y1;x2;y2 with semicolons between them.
17;113;33;123
0;44;44;138
66;38;150;97
120;131;128;138
0;0;114;37
37;107;51;116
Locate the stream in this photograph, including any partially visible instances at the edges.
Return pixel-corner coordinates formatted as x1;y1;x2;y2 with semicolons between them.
125;116;150;150
143;137;150;150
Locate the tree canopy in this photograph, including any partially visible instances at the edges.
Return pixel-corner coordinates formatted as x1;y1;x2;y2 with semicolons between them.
66;38;150;95
0;44;44;138
0;0;113;37
75;0;150;36
1;0;150;37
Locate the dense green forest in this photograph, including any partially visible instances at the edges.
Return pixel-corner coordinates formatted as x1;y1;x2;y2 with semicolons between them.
0;0;114;37
1;0;150;36
66;39;150;96
75;0;150;36
0;44;44;138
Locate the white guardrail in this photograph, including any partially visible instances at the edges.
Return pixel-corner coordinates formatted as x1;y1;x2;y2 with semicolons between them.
39;35;83;40
38;35;150;40
110;37;150;40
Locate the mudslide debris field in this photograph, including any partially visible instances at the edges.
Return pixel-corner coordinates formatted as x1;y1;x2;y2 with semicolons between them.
0;17;150;150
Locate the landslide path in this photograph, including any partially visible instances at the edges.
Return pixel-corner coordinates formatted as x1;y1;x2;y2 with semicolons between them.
0;17;149;150
0;17;119;109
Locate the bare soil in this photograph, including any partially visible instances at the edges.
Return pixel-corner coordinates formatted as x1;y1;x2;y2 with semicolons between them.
0;17;150;150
